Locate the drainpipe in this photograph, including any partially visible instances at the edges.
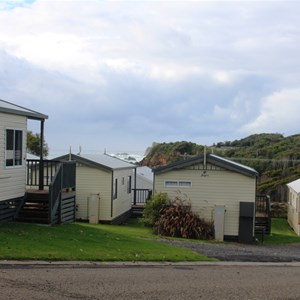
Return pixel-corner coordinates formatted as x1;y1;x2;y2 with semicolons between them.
134;167;137;205
204;146;207;170
39;119;44;190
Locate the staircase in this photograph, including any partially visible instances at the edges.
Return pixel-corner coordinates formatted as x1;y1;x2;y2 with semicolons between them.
131;205;145;218
255;216;271;235
16;190;49;224
255;195;272;239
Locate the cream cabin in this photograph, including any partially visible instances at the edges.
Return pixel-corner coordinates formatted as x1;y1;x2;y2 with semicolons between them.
154;154;259;243
55;153;136;224
287;178;300;236
0;99;48;222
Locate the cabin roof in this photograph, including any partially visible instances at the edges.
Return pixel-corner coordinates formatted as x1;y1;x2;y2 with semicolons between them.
54;153;136;171
287;178;300;194
153;153;258;177
136;166;153;182
0;99;48;120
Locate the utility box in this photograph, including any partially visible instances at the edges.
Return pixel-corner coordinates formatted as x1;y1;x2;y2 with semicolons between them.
238;202;254;243
214;205;226;241
88;194;99;224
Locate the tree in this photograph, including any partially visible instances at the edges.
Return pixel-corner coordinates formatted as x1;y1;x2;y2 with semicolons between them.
27;131;49;157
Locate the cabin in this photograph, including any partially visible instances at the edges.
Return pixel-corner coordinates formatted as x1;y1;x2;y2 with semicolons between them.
0;99;76;224
153;154;270;243
0;99;47;222
287;178;300;235
54;153;136;224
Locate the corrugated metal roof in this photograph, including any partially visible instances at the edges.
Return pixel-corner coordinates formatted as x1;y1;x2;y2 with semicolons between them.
287;178;300;194
0;99;48;120
80;154;135;169
26;153;40;160
154;153;258;177
137;166;153;182
209;154;258;174
55;153;135;170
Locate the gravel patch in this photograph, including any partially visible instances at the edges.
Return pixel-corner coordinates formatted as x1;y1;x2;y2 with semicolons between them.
159;239;300;262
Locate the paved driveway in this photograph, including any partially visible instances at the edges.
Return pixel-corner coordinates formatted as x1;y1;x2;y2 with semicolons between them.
159;239;300;262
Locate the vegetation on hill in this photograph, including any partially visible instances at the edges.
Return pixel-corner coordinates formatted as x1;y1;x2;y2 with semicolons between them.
141;141;204;167
140;134;300;202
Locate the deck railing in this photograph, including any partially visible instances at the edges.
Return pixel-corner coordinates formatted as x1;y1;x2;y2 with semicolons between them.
26;159;61;187
132;188;152;205
256;194;271;214
255;194;271;236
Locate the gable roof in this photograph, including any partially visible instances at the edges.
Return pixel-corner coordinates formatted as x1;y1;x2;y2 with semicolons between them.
54;153;136;171
154;153;258;177
136;166;153;183
0;99;48;120
287;178;300;194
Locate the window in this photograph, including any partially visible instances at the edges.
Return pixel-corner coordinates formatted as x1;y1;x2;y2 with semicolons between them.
179;181;192;187
127;175;132;194
165;180;178;187
113;178;118;199
6;129;23;167
165;180;192;188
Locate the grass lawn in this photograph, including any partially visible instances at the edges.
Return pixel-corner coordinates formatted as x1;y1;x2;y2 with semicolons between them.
264;218;300;244
0;219;215;262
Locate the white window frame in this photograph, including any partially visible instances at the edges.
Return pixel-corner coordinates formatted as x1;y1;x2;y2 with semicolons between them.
113;178;118;200
165;180;192;188
5;128;23;168
127;175;132;194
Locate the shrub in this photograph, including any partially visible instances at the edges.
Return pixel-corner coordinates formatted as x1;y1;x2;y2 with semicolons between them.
154;196;213;240
142;193;169;226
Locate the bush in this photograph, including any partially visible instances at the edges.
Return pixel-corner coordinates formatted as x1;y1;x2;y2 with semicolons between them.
154;196;213;240
142;193;169;226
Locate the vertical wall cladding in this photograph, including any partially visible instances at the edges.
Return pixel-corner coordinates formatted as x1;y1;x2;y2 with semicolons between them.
75;163;112;221
287;190;300;235
0;113;27;201
112;168;134;219
154;163;256;237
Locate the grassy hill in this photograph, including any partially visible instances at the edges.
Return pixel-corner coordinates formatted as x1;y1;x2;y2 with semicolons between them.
140;134;300;202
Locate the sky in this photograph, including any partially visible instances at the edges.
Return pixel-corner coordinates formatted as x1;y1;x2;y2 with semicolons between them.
0;0;300;156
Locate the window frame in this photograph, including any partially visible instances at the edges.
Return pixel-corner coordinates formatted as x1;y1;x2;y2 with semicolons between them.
127;175;132;194
164;180;192;188
113;178;118;200
5;128;23;168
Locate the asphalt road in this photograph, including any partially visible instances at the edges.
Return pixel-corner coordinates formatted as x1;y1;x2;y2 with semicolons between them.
1;262;300;299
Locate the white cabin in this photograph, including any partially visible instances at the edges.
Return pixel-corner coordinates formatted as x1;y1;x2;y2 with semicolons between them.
154;154;258;242
0;99;47;222
54;153;136;224
287;178;300;236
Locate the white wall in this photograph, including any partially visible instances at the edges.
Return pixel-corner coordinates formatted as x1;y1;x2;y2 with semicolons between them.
75;163;111;221
75;163;133;222
154;163;256;237
112;168;133;219
287;188;300;236
0;112;27;201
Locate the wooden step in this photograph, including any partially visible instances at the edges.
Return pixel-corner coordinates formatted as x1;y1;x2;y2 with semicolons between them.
16;191;50;224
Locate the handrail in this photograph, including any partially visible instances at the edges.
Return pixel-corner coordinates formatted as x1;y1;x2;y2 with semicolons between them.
49;164;62;224
48;161;76;224
256;194;271;214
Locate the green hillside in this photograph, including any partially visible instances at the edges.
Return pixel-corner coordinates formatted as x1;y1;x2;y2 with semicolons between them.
140;134;300;202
